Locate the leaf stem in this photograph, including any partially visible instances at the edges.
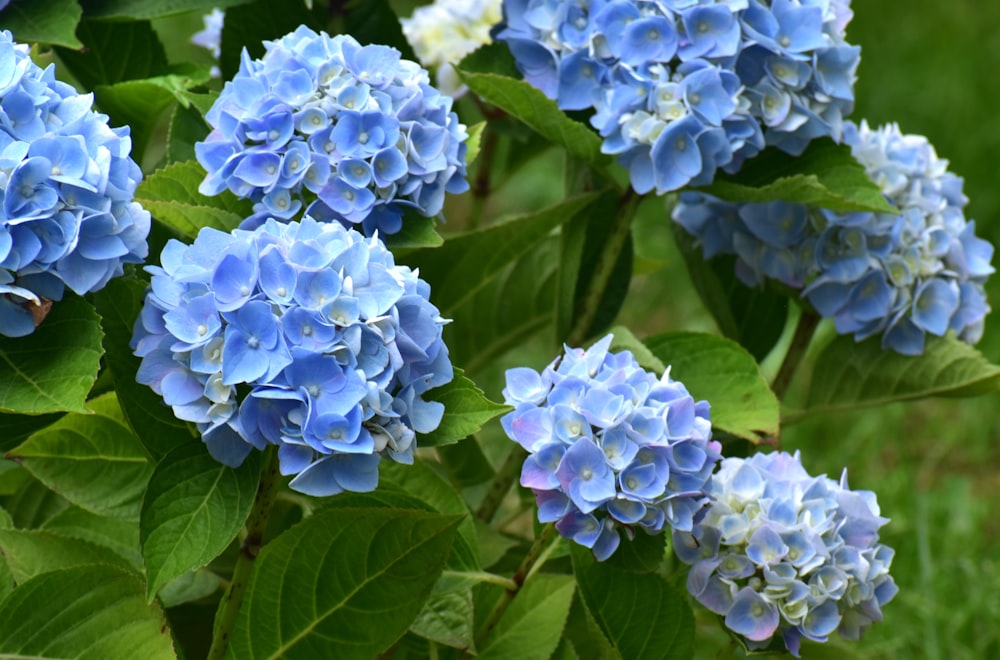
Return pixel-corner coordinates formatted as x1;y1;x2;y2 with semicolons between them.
442;570;518;591
565;188;639;347
474;523;560;647
207;447;282;660
474;445;527;524
771;310;821;403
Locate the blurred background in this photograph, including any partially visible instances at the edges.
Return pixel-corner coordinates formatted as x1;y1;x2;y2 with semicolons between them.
155;2;1000;657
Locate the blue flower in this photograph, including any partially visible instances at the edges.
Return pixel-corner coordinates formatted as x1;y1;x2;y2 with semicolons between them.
496;0;860;193
132;216;453;496
673;120;994;354
197;27;469;236
0;31;149;337
501;334;722;560
674;451;897;656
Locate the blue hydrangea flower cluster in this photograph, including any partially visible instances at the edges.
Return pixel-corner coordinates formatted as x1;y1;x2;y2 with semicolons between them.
191;8;225;78
495;0;859;194
674;451;897;656
673;120;994;354
131;216;453;496
501;334;722;560
0;30;150;337
196;26;470;236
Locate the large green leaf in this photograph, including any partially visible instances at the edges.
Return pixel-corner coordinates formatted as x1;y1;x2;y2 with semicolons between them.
0;508;13;602
422;369;511;447
801;334;1000;418
94;276;195;460
0;565;175;659
80;0;252;19
6;393;153;520
671;223;790;362
644;332;780;442
446;237;559;373
55;19;168;90
409;580;476;651
42;506;142;570
227;507;462;659
436;438;497;488
218;0;318;81
0;412;62;453
3;0;82;48
1;476;68;529
477;574;575;660
0;293;103;415
134;160;253;239
141;442;261;601
458;42;521;80
382;212;444;251
406;191;606;315
571;545;693;660
697;138;896;214
457;69;609;170
0;528;134;584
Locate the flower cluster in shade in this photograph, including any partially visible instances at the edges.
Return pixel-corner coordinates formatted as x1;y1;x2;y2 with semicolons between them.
401;0;502;97
674;451;897;656
196;27;470;237
0;31;150;337
496;0;859;194
191;8;225;78
501;334;722;560
673;120;994;354
131;216;453;496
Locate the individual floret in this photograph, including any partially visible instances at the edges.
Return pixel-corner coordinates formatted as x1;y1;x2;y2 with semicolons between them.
495;0;859;194
673;120;994;354
401;0;502;97
196;27;469;236
501;334;722;560
674;451;897;656
131;216;453;496
0;30;150;337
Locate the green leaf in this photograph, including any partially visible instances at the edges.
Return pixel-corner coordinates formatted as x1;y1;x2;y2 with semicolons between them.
0;412;62;454
3;0;83;48
571;545;694;660
0;529;134;584
458;42;522;80
80;0;253;19
227;507;462;659
478;573;575;660
671;223;790;362
801;334;1000;417
342;0;416;62
423;369;511;447
55;19;168;90
6;393;153;520
436;439;496;488
42;506;142;570
1;477;68;529
383;212;444;251
141;442;261;601
95;71;213;164
607;325;666;374
94;276;195;460
135;160;253;238
644;332;780;442
166;102;210;164
409;578;476;651
158;568;222;608
407;191;605;315
0;508;13;603
456;69;609;169
600;531;665;574
696;138;897;214
0;293;103;415
466;120;487;165
0;565;176;659
0;462;28;495
218;0;318;80
445;236;560;373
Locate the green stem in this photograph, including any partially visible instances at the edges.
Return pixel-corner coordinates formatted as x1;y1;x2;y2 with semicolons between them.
771;310;821;403
474;524;560;647
468;127;498;230
207;447;282;660
565;188;640;347
442;570;518;591
474;445;527;524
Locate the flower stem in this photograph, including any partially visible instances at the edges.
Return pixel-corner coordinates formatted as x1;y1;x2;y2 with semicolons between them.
771;310;821;402
475;445;527;523
565;188;639;347
207;447;282;660
474;523;560;647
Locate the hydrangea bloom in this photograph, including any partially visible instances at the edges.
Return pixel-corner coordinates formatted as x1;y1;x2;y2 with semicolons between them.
0;31;150;337
674;451;897;656
495;0;859;194
673;120;994;354
501;334;721;560
401;0;502;97
191;8;225;78
131;216;453;496
196;26;469;236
